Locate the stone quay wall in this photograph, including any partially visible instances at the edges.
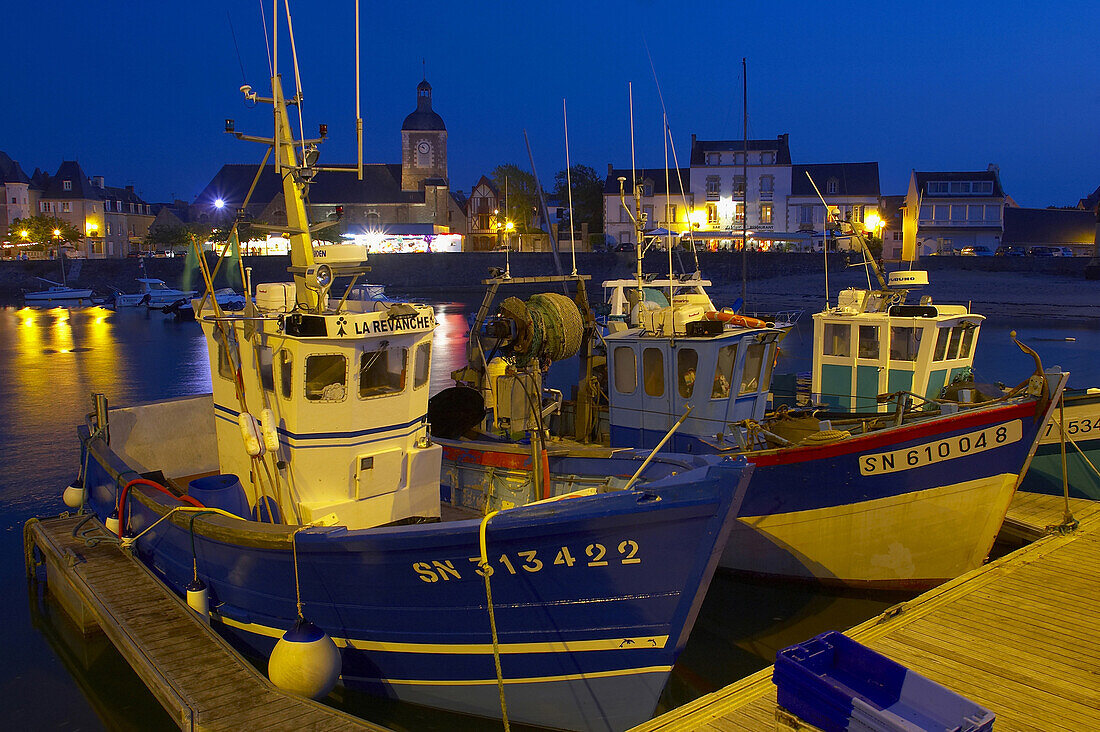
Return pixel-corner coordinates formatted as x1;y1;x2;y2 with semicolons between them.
1;251;1091;305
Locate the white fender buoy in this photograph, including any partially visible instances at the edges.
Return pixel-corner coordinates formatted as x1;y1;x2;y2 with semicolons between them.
186;578;209;622
238;412;265;457
268;619;341;699
105;512;120;535
259;408;280;453
62;478;85;508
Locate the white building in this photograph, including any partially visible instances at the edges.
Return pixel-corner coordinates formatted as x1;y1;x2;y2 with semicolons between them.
904;167;1007;256
602;166;694;247
687;134;792;249
787;162;881;250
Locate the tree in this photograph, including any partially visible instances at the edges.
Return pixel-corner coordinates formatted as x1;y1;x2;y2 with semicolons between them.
551;165;604;234
10;215;82;251
489;164;542;232
145;224;193;252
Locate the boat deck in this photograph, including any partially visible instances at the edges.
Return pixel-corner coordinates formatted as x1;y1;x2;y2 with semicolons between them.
24;514;385;732
632;491;1100;731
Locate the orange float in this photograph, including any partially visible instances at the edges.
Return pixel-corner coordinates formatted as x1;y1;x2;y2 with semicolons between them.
703;310;768;328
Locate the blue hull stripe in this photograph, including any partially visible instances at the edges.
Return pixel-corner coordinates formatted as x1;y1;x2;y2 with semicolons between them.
213;402;426;441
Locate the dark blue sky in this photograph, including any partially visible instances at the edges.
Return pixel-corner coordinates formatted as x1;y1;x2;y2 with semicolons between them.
5;1;1098;208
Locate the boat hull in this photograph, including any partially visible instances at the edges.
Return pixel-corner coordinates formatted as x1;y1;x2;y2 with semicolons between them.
443;400;1052;590
82;436;749;731
24;288;94;304
1018;390;1100;500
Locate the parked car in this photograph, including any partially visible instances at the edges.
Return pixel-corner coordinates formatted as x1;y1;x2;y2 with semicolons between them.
1058;247;1075;257
614;242;635;252
995;245;1026;256
1027;246;1057;257
959;245;994;256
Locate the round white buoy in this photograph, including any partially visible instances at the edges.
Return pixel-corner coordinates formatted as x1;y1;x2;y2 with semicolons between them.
268;619;341;699
62;479;85;509
105;512;120;535
186;578;209;621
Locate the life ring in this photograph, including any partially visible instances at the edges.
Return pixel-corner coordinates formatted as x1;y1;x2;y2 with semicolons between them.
704;310;768;329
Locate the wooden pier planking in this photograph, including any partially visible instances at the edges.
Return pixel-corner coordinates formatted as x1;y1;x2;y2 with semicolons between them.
25;514;384;732
634;492;1100;732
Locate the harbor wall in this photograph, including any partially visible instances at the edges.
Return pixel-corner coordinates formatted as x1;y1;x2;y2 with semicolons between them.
0;252;1092;304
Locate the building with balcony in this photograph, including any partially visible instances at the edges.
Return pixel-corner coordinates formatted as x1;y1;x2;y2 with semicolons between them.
903;167;1007;255
687;134;792;249
602;166;693;247
787;162;880;250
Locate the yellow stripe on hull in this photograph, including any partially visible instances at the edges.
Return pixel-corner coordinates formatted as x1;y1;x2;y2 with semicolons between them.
371;665;674;687
218;615;668;654
721;473;1018;587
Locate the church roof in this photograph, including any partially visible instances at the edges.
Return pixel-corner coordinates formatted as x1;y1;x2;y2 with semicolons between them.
0;151;30;184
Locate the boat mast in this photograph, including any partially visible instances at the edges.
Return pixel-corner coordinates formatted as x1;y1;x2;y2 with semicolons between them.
741;58;747;308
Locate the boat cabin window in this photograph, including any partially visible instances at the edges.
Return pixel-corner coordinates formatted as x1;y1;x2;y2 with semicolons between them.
858;326;880;359
678;348;699;398
216;333;241;381
305;354;347;402
359;347;408;398
712;345;737;399
889;326;921;361
643;348;665;397
614;346;637;394
946;327;963;360
740;342;769;395
823;323;850;357
933;328;950;361
413;342;431;390
278;350;293;399
959;326;975;359
257;346;274;392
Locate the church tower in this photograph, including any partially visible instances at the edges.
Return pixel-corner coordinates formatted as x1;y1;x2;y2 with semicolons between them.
401;79;447;191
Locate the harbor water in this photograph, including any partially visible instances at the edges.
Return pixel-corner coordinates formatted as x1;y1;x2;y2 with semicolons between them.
1;282;1097;730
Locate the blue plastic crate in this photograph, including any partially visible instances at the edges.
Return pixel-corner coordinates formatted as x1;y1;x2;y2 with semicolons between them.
774;631;994;732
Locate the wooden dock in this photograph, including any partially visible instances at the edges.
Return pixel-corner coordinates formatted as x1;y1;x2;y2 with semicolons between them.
634;492;1100;732
24;514;384;732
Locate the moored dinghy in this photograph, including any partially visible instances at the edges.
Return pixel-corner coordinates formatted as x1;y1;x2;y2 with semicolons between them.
69;10;752;730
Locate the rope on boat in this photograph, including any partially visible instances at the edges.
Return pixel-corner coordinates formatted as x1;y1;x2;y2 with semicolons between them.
477;510;510;731
121;505;240;547
291;526;308;620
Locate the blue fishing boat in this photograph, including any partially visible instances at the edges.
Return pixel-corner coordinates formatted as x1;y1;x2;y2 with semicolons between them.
61;10;753;730
433;179;1069;590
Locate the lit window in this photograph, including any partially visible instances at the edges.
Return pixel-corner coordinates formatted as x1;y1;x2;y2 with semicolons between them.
305;354;347;402
706;203;718;225
678;348;698;398
413;341;431;389
359;347;407;398
734;202;744;223
62;202;71;212
760;203;772;224
642;348;664;396
614;347;637;394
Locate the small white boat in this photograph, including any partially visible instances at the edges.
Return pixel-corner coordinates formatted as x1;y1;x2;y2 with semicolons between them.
113;278;197;307
23;278;95;305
